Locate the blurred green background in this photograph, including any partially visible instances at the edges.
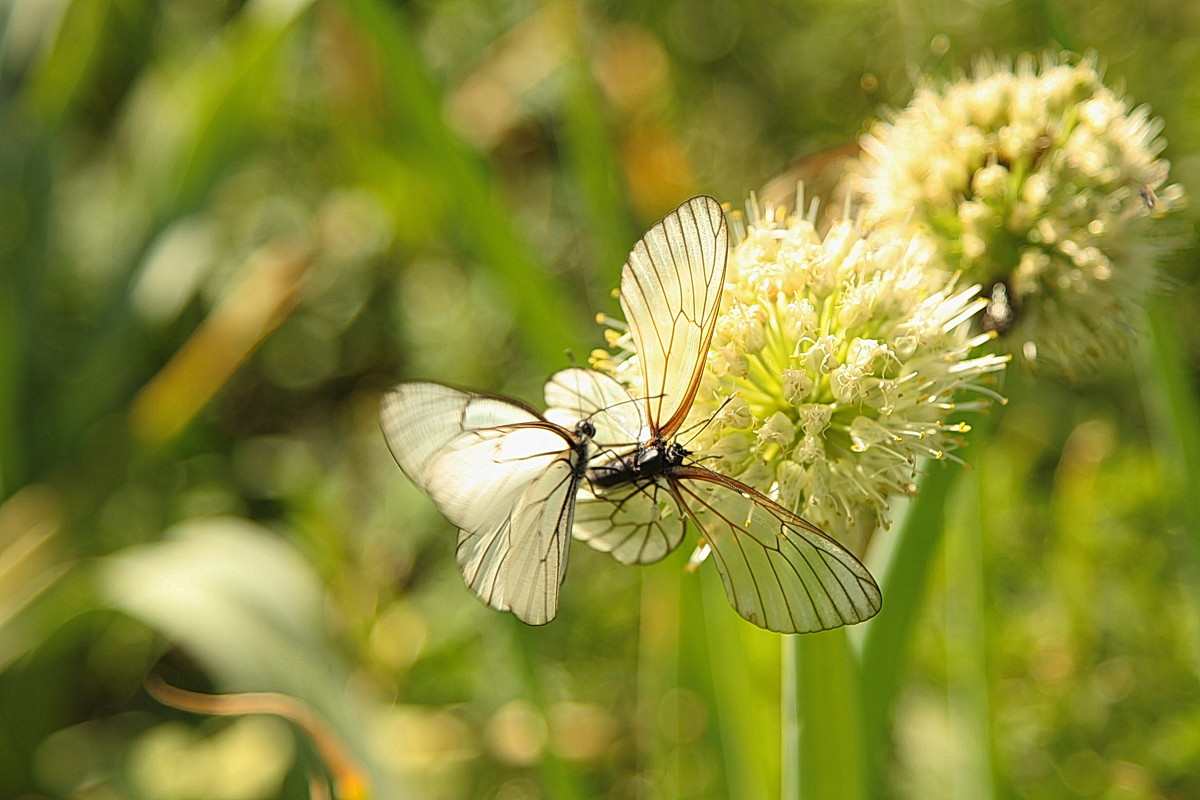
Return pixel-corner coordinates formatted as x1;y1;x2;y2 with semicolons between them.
2;0;1199;798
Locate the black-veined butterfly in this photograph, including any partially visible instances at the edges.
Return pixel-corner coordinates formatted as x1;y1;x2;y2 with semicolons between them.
545;195;882;633
379;383;595;625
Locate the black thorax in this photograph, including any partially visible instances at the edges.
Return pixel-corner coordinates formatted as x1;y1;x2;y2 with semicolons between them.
588;437;689;489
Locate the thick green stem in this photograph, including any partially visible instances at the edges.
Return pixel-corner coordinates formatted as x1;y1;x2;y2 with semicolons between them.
701;571;775;800
781;642;799;800
1142;295;1200;591
792;628;865;800
854;460;957;783
943;467;996;799
1139;288;1200;689
854;410;996;794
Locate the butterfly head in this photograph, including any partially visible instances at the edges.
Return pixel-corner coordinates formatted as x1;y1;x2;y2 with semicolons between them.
665;441;690;466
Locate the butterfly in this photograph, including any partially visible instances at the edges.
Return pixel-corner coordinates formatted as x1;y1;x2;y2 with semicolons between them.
545;195;882;633
379;382;596;625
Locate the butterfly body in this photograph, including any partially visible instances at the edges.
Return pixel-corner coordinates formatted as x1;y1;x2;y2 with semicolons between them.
588;438;688;491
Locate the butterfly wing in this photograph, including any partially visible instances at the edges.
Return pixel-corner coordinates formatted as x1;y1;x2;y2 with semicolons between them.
543;368;685;563
439;429;581;625
667;465;882;633
379;382;583;625
380;382;545;493
546;193;730;566
544;367;646;446
573;478;686;565
620;195;727;437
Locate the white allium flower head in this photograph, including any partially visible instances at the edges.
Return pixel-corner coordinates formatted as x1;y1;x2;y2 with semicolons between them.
601;199;1008;549
853;52;1187;375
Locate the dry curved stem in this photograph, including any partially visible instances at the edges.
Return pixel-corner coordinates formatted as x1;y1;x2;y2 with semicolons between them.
145;675;370;800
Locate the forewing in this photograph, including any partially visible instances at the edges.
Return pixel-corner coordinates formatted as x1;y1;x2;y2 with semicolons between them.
619;195;727;436
544;367;646;446
670;466;881;633
573;478;686;564
453;450;581;625
379;382;542;491
424;425;575;531
379;381;582;625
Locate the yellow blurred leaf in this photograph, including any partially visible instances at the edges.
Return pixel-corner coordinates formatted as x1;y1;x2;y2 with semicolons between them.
129;242;308;443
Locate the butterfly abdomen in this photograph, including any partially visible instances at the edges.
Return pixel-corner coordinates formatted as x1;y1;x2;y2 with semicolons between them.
588;455;638;490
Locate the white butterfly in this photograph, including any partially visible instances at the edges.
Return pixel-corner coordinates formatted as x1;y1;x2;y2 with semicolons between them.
546;195;882;633
379;383;595;625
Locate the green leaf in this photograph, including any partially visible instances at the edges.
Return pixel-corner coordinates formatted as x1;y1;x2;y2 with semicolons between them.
100;516;400;797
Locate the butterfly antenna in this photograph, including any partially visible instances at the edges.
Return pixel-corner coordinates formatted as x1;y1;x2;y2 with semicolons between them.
586;389;668;446
600;390;667;416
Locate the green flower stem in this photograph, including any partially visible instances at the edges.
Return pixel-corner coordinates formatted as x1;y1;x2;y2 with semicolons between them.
943;465;997;799
854;410;996;795
854;459;957;781
1142;292;1200;621
700;571;776;800
791;628;865;800
781;642;799;800
638;557;682;793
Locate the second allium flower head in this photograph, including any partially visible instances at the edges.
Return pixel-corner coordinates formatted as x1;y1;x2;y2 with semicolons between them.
853;52;1186;374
